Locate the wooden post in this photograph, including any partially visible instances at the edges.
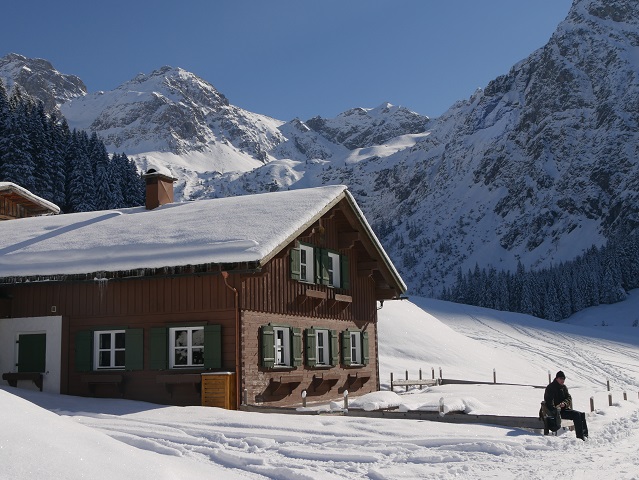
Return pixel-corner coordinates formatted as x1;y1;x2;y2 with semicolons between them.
419;368;423;388
624;391;627;401
548;371;551;384
493;368;497;384
302;390;307;408
590;396;595;412
439;397;445;416
390;372;394;391
405;370;409;392
431;367;435;380
609;393;613;406
344;390;349;411
439;367;442;380
607;380;610;391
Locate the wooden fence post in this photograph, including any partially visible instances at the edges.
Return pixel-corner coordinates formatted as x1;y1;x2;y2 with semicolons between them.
548;371;551;384
493;368;497;384
590;396;595;412
607;380;610;391
439;367;442;380
609;393;613;406
390;372;394;391
624;391;627;401
405;370;409;392
432;367;435;380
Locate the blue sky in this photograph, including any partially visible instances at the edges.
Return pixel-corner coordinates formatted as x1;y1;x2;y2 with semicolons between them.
2;0;572;121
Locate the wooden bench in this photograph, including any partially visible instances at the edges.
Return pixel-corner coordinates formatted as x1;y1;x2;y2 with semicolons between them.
81;374;124;395
2;372;43;391
156;373;202;395
270;374;304;395
390;372;438;392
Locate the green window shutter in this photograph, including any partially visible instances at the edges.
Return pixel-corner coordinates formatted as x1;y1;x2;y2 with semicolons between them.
290;247;301;281
362;331;369;365
341;330;352;366
292;327;303;367
305;327;317;367
204;324;222;369
261;324;275;368
125;328;144;371
75;330;92;372
340;254;350;290
315;248;330;285
150;327;168;370
330;329;339;366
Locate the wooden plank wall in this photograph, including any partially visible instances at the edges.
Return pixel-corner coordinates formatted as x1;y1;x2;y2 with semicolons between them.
6;274;238;405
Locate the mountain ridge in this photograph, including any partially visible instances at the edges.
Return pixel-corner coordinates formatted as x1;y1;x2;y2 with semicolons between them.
1;0;638;296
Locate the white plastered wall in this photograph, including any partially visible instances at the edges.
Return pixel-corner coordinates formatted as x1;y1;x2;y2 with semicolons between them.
0;316;62;393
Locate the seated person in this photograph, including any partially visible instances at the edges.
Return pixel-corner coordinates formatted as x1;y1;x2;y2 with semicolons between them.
544;370;588;440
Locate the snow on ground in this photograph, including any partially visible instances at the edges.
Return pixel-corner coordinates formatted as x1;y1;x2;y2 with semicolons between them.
3;292;639;479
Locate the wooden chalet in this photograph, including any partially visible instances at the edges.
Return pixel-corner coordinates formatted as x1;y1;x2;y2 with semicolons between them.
0;173;406;408
0;182;60;220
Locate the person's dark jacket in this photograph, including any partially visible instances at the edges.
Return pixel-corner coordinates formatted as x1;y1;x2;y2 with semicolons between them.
544;379;573;410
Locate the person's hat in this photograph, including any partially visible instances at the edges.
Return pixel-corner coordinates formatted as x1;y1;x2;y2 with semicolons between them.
556;371;566;379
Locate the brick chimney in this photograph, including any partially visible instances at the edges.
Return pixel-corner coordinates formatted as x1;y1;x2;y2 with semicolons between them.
142;168;177;210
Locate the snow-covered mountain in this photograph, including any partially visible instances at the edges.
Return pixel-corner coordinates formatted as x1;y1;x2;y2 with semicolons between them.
0;53;86;113
1;0;637;296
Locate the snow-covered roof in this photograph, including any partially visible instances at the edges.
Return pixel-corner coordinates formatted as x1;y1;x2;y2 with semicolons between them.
0;185;406;291
0;182;61;216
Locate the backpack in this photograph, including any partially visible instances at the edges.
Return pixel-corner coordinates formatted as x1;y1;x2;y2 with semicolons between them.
540;401;562;434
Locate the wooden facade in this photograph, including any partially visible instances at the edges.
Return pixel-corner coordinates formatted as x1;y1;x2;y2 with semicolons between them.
0;192;405;407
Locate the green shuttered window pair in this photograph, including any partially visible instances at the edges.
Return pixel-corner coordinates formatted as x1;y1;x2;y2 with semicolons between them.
305;328;339;367
260;324;302;368
75;325;222;372
290;243;350;289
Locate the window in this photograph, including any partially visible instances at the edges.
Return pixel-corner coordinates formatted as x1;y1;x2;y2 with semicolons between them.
327;252;340;288
350;331;362;365
261;324;302;369
341;329;369;366
169;327;204;368
149;325;221;371
274;326;291;366
94;330;126;370
76;328;143;372
291;243;350;289
305;328;338;367
316;329;329;365
299;244;314;283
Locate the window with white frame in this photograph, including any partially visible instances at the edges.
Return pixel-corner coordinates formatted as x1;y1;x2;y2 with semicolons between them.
169;327;204;368
299;244;314;283
350;331;362;365
327;252;341;288
274;326;291;366
94;330;125;370
316;329;329;366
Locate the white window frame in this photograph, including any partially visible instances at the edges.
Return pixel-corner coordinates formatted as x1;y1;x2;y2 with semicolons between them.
316;329;330;366
299;244;315;283
169;326;204;368
350;331;362;365
94;330;125;370
274;326;291;367
327;252;341;288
